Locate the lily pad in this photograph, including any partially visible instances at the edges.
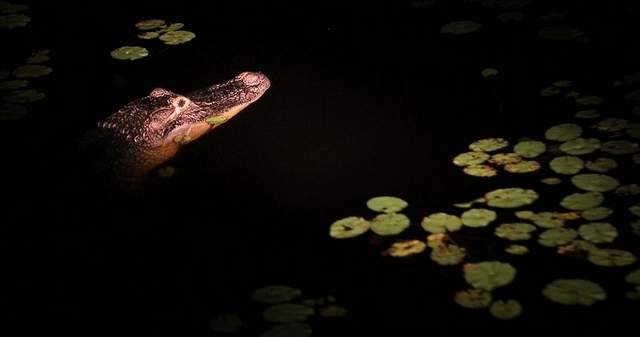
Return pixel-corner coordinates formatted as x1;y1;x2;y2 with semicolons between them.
159;30;196;45
367;196;408;213
529;212;566;228
588;249;637;267
540;86;562;96
489;300;523;320
581;207;614;221
3;89;44;103
454;289;492;309
0;2;29;14
541;177;563;185
513;140;546;158
631;220;640;237
12;64;52;78
166;22;185;31
497;12;524;22
453;151;490;166
542;279;606;305
370;213;410;236
615;184;640;196
585;158;617;172
453;197;486;208
481;68;499;77
260;323;312;337
464;261;516;291
575;109;600;119
538;26;584;40
110;46;149;61
430;244;466;265
553;80;573;88
575;95;604;106
211;314;242;333
545;123;582;142
578;222;618;244
0;13;29;28
135;19;166;30
440;20;482;35
601;140;639;155
26;55;50;63
505;244;529;255
629;203;640;216
0;80;28;90
252;285;302;304
504;160;540;173
559;138;601;155
495;223;537;241
489;153;522;165
421;213;462;233
463;164;498;177
461;208;497;227
263;303;315;323
485;188;538;208
319;305;348;318
538;228;578;247
0;103;26;120
138;31;159;39
625;269;640;284
632;153;640;164
571;173;620;192
549;156;584;175
329;216;370;239
593;118;627;133
206;115;229;126
626;123;640;139
469;138;509;152
384;240;426;257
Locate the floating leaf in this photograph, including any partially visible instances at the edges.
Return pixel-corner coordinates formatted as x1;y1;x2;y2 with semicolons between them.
495;223;537;241
557;240;599;256
626;123;640;139
440;20;482;35
426;233;448;248
542;279;606;305
545;123;582;142
485;188;538;208
538;26;584;40
593;118;627;133
159;30;196;45
211;314;242;333
319;305;348;318
489;300;523;320
454;289;492;309
263;303;315;323
0;80;28;90
588;249;637;267
430;244;466;265
529;212;566;228
497;11;524;22
615;184;640;196
549;156;584;175
461;208;497;227
469;138;509;152
453;197;486;208
581;207;613;221
541;177;562;185
513;140;546;158
629;203;640;217
259;323;312;337
489;153;522;165
110;46;149;60
505;244;529;255
578;222;618;244
601;140;639;155
329;216;370;239
3;89;44;103
463;164;498;177
366;196;408;213
252;285;302;304
540;86;562;96
0;2;29;14
157;165;175;178
626;269;640;284
585;158;617;172
538;228;578;247
0;103;26;120
481;67;499;77
633;153;640;164
504;160;540;173
0;13;29;28
464;261;516;291
571;173;620;192
575;109;600;119
26;55;49;63
631;220;640;237
384;240;426;257
453;151;490;166
575;95;604;106
370;213;410;236
137;31;159;39
559;138;601;155
12;65;52;78
553;80;573;88
166;22;185;31
135;19;166;30
421;213;462;233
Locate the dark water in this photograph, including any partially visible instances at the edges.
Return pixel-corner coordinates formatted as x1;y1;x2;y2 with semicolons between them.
4;1;639;336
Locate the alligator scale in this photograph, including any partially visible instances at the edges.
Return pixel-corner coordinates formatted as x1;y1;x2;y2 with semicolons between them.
84;71;270;184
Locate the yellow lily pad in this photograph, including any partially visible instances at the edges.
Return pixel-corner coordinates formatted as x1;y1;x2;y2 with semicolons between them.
384;240;426;257
370;213;410;236
135;19;166;30
329;216;370;239
489;153;522;165
366;196;408;213
463;164;498;177
469;137;509;152
453;151;490;166
421;213;462;233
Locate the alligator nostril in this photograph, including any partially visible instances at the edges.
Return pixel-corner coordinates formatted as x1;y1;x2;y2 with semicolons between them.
237;72;264;86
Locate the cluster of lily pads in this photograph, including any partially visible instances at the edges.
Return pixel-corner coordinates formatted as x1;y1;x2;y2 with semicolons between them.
0;50;52;120
110;19;196;61
210;285;347;337
0;1;30;29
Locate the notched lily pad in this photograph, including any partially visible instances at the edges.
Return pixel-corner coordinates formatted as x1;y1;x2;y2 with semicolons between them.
383;240;426;257
549;156;583;175
3;89;44;103
159;30;196;45
440;20;482;35
453;151;490;166
110;46;149;60
578;222;618;244
430;244;466;265
370;213;410;236
464;261;516;291
538;228;578;247
489;300;523;320
329;216;370;239
495;223;537;241
421;213;462;233
571;173;620;192
513;140;546;158
485;188;538;208
367;196;408;213
585;158;617;172
263;303;315;323
559;138;601;155
454;289;492;309
469;138;509;152
462;208;497;227
588;249;637;267
601;140;639;155
505;244;529;255
542;279;606;305
463;164;498;177
545;123;582;142
252;285;302;304
12;65;52;78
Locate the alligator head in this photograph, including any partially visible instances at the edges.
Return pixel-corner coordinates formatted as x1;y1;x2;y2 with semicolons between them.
93;71;270;182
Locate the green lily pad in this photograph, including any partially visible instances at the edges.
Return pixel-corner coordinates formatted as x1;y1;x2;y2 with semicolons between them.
504;160;540;173
631;220;640;237
135;19;166;30
421;213;462;233
581;207;614;221
481;68;499;77
166;22;185;31
529;212;566;228
12;64;52;78
251;285;302;304
601;140;639;155
593;118;627;133
559;138;601;155
440;20;482;35
625;89;640;101
629;203;640;216
463;164;498;177
485;188;538;208
0;103;26;120
625;269;640;284
159;30;196;45
505;244;529;255
575;95;604;106
545;123;582;142
575;109;600;119
514;210;534;219
540;86;562;96
552;80;573;87
566;90;581;98
370;213;410;236
0;80;28;90
3;89;44;103
497;11;524;22
489;153;522;165
454;289;492;309
110;46;149;60
489;300;523;320
578;222;618;244
367;196;408;213
469;138;509;152
384;240;427;257
541;177;563;185
549;156;584;175
0;2;29;14
319;305;348;318
571;173;620;192
211;314;242;333
453;151;490;166
205;115;229;126
542;279;606;305
260;323;312;337
588;249;637;267
329;216;370;239
585;158;617;172
538;228;578;247
626;123;640;139
263;303;315;323
464;261;516;291
461;208;497;227
430;244;466;265
0;13;29;28
513;140;546;158
495;223;537;241
453;197;486;208
26;55;50;63
138;31;159;39
615;184;640;196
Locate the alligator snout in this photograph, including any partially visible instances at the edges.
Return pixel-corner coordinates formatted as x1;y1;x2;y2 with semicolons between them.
236;71;270;89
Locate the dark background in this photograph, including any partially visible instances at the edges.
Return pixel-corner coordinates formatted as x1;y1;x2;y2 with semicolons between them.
3;1;639;336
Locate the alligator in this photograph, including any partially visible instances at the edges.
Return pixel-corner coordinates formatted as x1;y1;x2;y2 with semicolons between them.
80;71;270;187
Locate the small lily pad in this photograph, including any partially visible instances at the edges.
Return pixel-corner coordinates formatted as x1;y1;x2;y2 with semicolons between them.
504;160;540;173
430;244;466;265
0;103;26;120
545;123;582;142
260;323;312;337
211;314;242;333
625;269;640;284
110;46;149;61
559;138;601;155
489;300;522;320
575;95;604;106
138;31;159;39
421;213;462;233
481;68;499;77
453;151;490;166
540;86;562;96
0;2;29;14
263;303;315;323
319;305;348;318
495;223;537;241
593;118;627;133
588;249;637;267
489;153;522;165
464;261;516;291
440;20;483;35
454;289;492;309
252;285;302;304
370;213;410;236
469;138;509;152
461;208;497;227
3;89;44;103
159;30;196;45
166;22;185;31
0;80;28;90
529;212;566;228
513;140;546;158
629;203;640;217
367;196;408;213
463;164;498;177
497;11;524;23
0;13;30;28
384;240;426;257
135;19;166;30
571;173;620;192
575;109;600;119
585;158;617;172
601;140;639;155
205;115;229;126
578;222;618;244
549;156;584;175
26;55;50;63
329;216;370;239
615;184;640;196
631;220;640;237
541;177;562;185
542;279;606;305
505;244;529;255
12;64;52;78
581;207;614;221
553;80;573;88
538;228;578;247
484;188;538;208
